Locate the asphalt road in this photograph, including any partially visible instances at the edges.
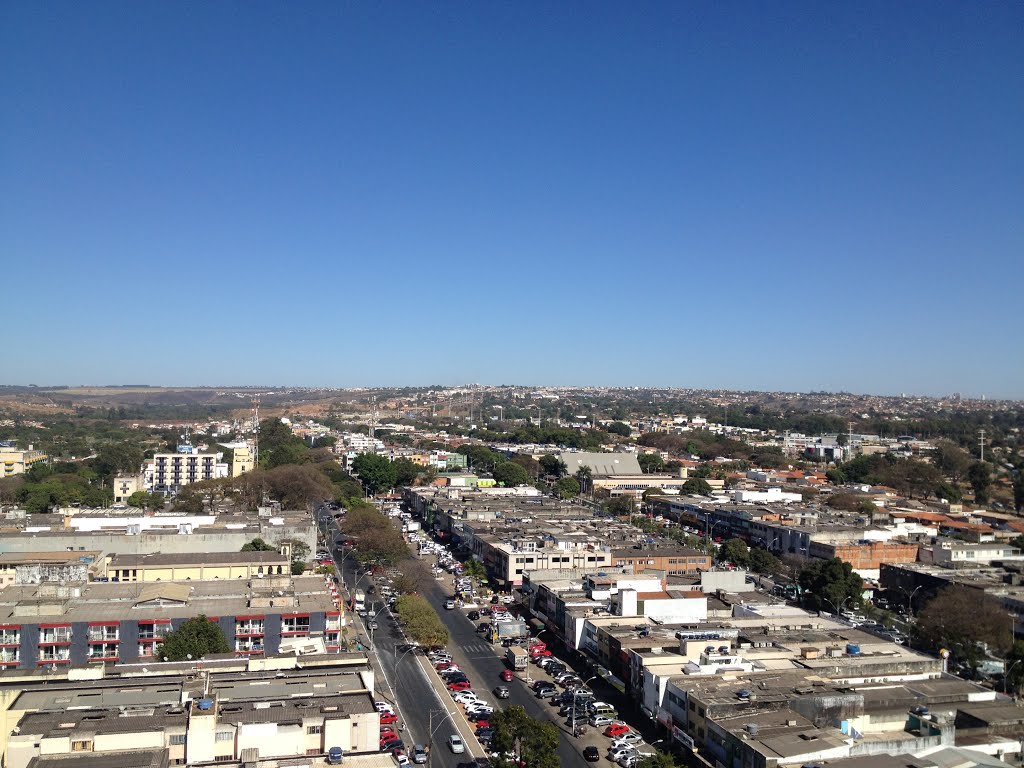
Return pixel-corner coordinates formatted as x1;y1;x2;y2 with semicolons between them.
317;505;589;767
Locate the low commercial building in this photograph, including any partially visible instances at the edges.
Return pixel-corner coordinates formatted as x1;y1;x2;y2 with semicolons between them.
105;551;290;583
611;546;711;576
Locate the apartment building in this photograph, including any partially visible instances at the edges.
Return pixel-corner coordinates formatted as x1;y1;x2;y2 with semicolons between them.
0;446;48;478
611;546;711;576
0;575;344;669
149;451;227;493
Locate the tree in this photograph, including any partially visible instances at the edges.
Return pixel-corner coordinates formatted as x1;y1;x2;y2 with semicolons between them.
463;558;488;582
968;462;992;504
932;440;972;484
607;422;631;437
718;538;750;567
391;457;422;488
915;586;1012;672
351;453;398;496
488;705;560;768
492;461;531;487
553;477;581;500
539;455;568;479
681;478;713;496
156;615;230;661
394;594;449;647
1014;474;1024;513
241;538;276;552
637;753;677;768
798;558;863;614
638;453;665;474
749;547;781;575
603;496;634;516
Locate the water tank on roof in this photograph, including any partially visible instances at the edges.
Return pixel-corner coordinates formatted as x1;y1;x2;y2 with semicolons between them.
196;698;214;711
846;644;861;656
705;646;715;655
737;689;750;700
745;723;759;736
718;646;729;654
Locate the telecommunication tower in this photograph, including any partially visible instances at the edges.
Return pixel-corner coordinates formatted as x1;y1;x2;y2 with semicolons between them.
251;395;260;467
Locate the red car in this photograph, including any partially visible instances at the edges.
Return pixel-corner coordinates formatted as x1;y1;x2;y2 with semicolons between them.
436;661;456;670
475;720;490;730
530;649;551;659
380;727;398;740
379;712;398;725
447;681;472;692
501;669;514;682
604;723;630;738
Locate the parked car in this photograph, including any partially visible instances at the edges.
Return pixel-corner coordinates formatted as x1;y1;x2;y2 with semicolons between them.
379;712;398;725
604;723;631;738
611;732;643;748
607;746;638;763
468;610;481;620
447;681;472;692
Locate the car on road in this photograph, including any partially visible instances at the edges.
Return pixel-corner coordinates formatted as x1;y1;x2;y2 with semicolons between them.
495;685;510;699
411;744;428;764
468;610;481;620
368;620;379;630
445;600;456;610
448;735;465;754
501;669;514;682
604;722;631;738
583;746;601;762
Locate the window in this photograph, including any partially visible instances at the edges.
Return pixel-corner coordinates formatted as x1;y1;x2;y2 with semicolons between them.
71;740;92;752
170;734;186;746
307;725;322;735
216;731;233;742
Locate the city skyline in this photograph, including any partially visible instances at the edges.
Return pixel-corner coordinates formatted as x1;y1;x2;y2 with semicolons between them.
3;2;1022;397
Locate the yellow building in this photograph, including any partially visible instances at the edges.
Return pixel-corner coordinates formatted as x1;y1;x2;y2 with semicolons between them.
231;444;254;477
106;551;289;582
0;446;48;478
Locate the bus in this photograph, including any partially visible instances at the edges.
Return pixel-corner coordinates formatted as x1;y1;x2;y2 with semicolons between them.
353;589;366;613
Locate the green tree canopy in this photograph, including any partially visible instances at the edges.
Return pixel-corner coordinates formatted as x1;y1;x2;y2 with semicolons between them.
798;557;863;614
489;705;560;768
638;453;666;473
681;478;713;496
968;462;992;504
539;455;568;478
606;421;632;437
156;615;230;661
553;477;581;500
241;537;276;552
351;453;397;496
394;594;449;647
718;538;750;567
604;496;635;516
391;457;422;488
749;547;782;575
492;461;531;487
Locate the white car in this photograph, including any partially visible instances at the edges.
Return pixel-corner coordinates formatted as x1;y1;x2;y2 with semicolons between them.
453;691;480;705
448;734;465;754
608;746;637;762
374;701;395;714
611;733;643;748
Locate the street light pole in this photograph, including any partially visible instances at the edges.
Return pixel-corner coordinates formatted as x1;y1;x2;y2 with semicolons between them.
571;675;598;737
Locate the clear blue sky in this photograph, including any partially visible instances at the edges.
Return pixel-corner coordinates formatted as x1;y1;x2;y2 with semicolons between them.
3;2;1022;397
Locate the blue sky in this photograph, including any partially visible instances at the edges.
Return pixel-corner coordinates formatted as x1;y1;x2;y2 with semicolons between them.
3;2;1022;397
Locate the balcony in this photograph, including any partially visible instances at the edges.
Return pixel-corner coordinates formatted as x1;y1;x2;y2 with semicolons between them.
87;627;119;642
39;649;71;663
39;628;72;644
0;632;19;645
235;622;265;636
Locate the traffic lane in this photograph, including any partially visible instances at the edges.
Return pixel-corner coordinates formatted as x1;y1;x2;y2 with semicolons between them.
421;576;588;767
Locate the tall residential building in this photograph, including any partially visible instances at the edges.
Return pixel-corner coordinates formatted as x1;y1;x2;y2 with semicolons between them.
150;451;226;493
0;446;48;478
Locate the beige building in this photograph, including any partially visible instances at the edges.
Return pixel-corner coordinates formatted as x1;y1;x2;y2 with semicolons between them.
149;452;227;493
231;444;254;477
0;446;47;478
106;551;290;582
113;474;144;503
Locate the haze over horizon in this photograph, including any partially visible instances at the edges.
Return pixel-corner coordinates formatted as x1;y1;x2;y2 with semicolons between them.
3;2;1022;398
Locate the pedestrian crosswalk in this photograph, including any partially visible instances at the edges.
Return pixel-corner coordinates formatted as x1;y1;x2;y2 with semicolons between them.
456;641;494;654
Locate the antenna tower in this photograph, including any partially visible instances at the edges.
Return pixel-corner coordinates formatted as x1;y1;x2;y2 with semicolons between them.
369;395;378;441
848;421;855;455
251;395;260;467
979;429;986;462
